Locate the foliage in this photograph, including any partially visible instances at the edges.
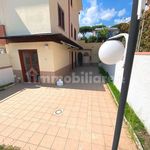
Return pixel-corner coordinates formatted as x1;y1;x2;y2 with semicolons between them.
80;36;88;42
87;36;97;43
139;10;150;52
97;28;109;42
79;24;107;43
79;26;92;37
0;145;20;150
99;66;150;150
113;23;130;33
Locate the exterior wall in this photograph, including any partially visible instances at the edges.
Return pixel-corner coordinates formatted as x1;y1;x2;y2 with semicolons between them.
0;0;82;41
0;53;14;85
49;0;69;38
51;42;71;72
49;0;81;41
78;40;101;64
69;0;81;41
75;50;91;65
0;0;51;35
0;25;7;45
6;42;73;83
6;42;54;79
102;53;150;133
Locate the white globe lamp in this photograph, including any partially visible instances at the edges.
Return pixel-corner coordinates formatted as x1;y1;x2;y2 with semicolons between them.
98;33;129;65
99;40;125;65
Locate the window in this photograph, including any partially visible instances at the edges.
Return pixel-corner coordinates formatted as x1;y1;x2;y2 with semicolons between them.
71;24;73;37
70;0;73;7
74;28;76;40
58;4;65;30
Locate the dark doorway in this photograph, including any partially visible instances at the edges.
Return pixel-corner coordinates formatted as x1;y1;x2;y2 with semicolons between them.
19;50;40;82
75;52;77;67
78;52;83;66
71;51;74;70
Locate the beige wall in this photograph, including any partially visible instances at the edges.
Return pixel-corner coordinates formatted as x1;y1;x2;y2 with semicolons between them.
49;0;69;38
49;0;82;42
0;0;51;35
0;54;11;68
70;0;81;41
78;40;101;63
6;42;54;72
50;42;71;72
6;41;73;72
0;0;82;43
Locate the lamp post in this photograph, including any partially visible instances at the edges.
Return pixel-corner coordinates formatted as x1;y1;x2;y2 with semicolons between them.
98;0;146;149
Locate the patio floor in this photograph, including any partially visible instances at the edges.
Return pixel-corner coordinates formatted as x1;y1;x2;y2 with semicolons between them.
0;66;137;150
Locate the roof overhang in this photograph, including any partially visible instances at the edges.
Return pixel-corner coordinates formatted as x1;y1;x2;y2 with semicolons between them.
0;33;83;49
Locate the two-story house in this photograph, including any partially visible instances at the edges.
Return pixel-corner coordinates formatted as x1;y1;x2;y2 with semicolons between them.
0;0;82;83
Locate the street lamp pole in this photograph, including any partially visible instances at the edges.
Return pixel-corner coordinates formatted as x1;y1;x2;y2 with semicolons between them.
112;0;145;149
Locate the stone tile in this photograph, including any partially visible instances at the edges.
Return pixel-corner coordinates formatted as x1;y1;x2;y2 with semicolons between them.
51;137;66;150
92;132;105;145
2;137;14;145
80;131;91;143
40;135;55;149
36;123;49;134
0;126;16;137
78;142;91;150
13;140;26;149
0;68;137;150
46;125;60;136
28;132;44;145
57;127;69;138
19;130;34;142
65;139;79;150
68;129;81;141
92;144;105;150
23;143;37;150
9;128;24;140
27;122;40;132
37;146;49;150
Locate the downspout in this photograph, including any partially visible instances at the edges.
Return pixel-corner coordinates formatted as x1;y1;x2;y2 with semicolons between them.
68;0;71;38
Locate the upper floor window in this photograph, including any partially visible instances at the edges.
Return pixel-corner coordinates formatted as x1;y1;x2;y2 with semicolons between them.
58;4;65;30
70;0;73;7
71;24;73;37
74;28;76;40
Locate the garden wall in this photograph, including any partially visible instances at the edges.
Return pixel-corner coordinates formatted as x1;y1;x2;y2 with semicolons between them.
78;40;101;64
0;53;14;86
102;52;150;134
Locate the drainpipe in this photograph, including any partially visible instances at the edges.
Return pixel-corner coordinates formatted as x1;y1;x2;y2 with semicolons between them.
112;0;145;149
68;0;71;38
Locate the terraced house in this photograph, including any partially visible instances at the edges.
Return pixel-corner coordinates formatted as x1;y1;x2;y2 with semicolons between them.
0;0;82;83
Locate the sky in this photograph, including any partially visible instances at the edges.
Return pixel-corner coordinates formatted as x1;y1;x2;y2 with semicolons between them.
79;0;133;27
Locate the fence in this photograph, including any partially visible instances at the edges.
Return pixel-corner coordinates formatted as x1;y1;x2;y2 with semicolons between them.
102;52;150;134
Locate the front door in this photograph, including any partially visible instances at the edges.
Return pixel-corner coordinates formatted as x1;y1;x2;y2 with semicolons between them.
19;50;40;82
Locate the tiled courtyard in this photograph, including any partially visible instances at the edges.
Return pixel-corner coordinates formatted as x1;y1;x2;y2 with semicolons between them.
0;67;137;150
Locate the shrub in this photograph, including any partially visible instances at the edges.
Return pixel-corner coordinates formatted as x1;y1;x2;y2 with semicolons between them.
87;36;97;43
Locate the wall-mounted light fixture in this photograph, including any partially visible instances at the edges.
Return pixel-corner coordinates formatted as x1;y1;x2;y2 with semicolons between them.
98;0;147;149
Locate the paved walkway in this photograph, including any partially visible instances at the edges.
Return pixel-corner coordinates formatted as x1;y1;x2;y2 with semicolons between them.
0;66;137;150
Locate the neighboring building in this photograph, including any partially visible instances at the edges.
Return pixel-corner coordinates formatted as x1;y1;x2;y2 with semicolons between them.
93;27;119;38
0;0;83;83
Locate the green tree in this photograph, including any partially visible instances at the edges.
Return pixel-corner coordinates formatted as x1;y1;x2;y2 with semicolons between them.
87;36;97;43
79;26;92;38
113;23;130;33
139;10;150;52
97;28;109;41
